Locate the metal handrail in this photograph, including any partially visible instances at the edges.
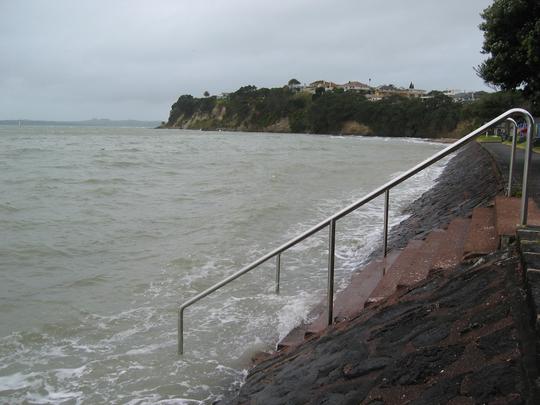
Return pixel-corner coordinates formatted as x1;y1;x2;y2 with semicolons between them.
178;107;535;354
506;118;518;197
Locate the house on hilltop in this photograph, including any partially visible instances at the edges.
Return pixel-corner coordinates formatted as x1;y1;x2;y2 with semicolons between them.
372;83;426;100
309;80;338;91
341;81;371;92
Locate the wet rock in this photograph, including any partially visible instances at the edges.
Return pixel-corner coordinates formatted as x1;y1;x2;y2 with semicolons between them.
381;345;465;386
221;144;540;404
342;357;391;379
224;251;539;405
477;326;518;358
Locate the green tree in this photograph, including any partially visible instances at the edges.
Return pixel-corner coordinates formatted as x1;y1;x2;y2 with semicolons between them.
288;78;301;86
477;0;540;111
203;91;210;97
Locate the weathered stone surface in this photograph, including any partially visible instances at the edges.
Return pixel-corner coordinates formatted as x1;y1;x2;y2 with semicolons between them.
219;143;540;404
222;252;539;404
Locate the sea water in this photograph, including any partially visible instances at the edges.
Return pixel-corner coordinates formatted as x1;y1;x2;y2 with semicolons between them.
0;126;447;404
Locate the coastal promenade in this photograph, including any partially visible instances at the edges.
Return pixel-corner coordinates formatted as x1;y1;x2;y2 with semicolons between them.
223;142;540;404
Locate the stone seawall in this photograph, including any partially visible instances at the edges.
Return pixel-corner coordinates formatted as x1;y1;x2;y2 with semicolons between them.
219;142;540;404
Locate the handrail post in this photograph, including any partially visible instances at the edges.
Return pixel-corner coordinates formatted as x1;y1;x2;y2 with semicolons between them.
507;118;518;197
521;115;534;225
275;253;281;294
178;308;184;355
327;219;336;326
383;189;390;257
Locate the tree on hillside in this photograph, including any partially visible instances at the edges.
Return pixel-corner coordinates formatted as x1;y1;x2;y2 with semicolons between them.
203;91;210;97
288;78;301;86
477;0;540;111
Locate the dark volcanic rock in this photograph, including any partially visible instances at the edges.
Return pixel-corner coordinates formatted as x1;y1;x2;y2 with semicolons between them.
220;144;540;404
224;251;539;405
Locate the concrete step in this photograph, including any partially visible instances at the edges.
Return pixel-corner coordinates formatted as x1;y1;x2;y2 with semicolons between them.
462;207;499;259
303;250;400;338
517;226;540;269
397;228;447;288
367;239;425;304
333;250;400;320
430;217;471;269
365;218;470;306
277;324;308;351
516;227;540;329
495;196;540;236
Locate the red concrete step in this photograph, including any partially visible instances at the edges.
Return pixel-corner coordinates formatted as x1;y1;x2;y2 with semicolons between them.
365;217;469;306
430;217;471;269
277;324;308;351
367;239;425;304
495;196;540;236
303;250;400;337
333;250;400;320
462;207;499;259
397;228;448;288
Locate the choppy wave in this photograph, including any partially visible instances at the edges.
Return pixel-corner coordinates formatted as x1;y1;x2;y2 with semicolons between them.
0;126;447;403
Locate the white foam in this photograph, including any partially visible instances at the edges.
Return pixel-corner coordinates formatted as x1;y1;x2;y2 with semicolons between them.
0;372;39;391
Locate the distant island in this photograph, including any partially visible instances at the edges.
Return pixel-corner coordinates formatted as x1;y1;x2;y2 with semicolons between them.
161;79;531;138
0;118;162;128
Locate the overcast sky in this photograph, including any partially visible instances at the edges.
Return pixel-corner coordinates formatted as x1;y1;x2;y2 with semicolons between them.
0;0;494;121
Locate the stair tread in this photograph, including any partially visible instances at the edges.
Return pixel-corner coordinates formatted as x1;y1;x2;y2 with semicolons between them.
398;229;448;287
495;196;540;236
431;217;470;269
463;207;499;258
368;239;425;301
277;324;308;350
333;250;400;320
304;250;400;335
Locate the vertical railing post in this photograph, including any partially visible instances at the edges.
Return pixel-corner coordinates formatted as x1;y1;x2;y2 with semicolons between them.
327;219;336;326
275;253;281;294
520;116;534;225
383;189;390;257
507;119;517;197
178;308;184;355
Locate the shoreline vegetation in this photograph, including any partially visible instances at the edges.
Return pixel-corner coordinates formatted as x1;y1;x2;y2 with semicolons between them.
160;83;532;139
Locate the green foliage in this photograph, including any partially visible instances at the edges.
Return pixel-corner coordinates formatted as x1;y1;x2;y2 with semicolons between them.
166;84;527;138
308;90;367;133
461;90;529;125
168;94;217;125
478;0;540;112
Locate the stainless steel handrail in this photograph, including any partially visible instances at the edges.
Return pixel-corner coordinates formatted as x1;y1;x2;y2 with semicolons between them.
178;107;535;354
507;118;518;197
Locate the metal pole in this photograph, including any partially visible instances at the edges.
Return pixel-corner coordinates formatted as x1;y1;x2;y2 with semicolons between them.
383;189;389;257
275;253;281;294
507;118;517;197
327;220;336;326
520;116;534;225
178;309;184;355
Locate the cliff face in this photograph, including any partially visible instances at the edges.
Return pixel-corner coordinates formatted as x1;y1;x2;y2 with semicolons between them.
170;105;228;130
161;87;470;137
169;106;294;133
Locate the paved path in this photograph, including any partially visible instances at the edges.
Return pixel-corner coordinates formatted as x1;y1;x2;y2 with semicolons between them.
482;142;540;204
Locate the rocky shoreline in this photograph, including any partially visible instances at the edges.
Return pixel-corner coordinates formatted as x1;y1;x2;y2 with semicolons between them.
219;142;535;404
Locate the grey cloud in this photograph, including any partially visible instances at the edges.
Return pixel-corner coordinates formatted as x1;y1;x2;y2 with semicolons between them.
0;0;493;120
